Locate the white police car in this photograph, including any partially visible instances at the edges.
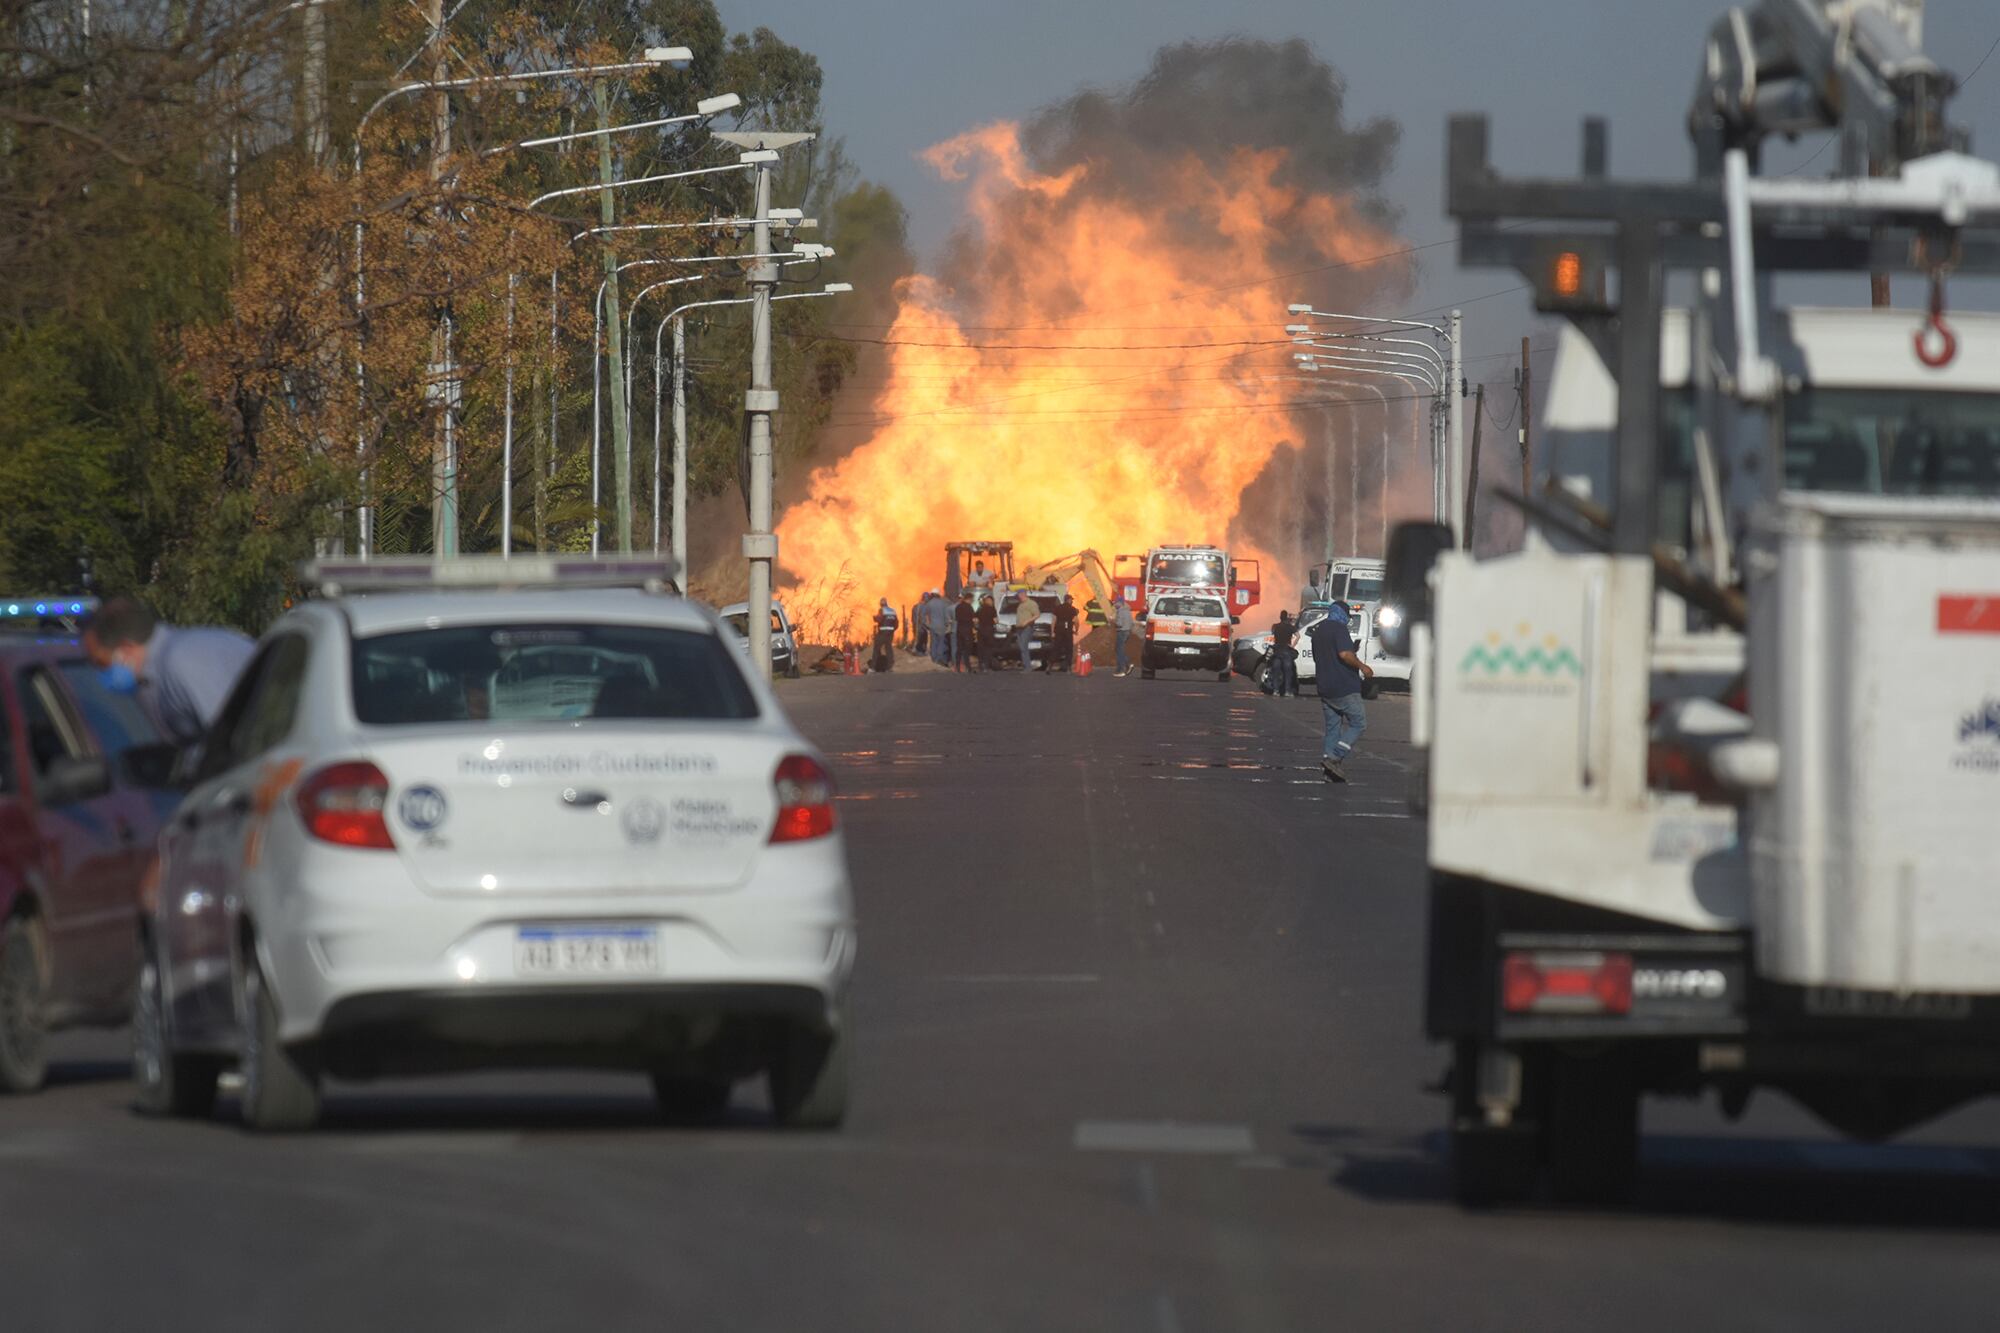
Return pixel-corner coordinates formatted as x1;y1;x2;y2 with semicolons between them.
134;557;854;1131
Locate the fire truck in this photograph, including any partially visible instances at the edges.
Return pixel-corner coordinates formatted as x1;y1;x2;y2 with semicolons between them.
1112;545;1261;618
1390;0;2000;1207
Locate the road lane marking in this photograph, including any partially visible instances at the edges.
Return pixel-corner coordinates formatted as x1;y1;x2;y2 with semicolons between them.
1074;1121;1256;1154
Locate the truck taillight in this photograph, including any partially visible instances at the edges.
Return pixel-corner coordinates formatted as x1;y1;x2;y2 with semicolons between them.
295;760;395;850
771;754;836;843
1502;950;1633;1015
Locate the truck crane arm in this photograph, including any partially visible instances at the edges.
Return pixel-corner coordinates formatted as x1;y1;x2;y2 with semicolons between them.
1689;0;1957;174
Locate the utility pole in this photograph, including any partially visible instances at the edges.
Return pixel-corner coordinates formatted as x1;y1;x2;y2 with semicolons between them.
594;81;633;553
427;0;457;557
1463;383;1485;548
715;131;812;679
1518;335;1533;495
1448;308;1466;547
672;316;689;589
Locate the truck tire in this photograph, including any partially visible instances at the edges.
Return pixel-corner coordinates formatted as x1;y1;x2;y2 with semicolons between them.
238;960;321;1132
1543;1052;1640;1206
1249;658;1269;688
1445;1040;1538;1206
1449;1121;1539;1207
0;915;49;1094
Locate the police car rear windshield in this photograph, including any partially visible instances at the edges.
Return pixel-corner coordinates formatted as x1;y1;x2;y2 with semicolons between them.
352;624;758;725
1152;596;1226;618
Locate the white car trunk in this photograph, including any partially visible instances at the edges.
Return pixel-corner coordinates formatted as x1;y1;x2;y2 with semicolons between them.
362;727;784;896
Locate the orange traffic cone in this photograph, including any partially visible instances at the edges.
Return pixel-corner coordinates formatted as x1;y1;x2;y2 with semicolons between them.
1076;650;1094;677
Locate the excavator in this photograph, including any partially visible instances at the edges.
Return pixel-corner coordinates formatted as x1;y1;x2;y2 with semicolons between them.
1010;549;1119;626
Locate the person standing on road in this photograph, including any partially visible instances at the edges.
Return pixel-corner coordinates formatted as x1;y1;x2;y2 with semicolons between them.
1014;591;1041;672
872;598;900;673
81;596;256;746
1052;594;1080;673
1269;610;1299;698
912;591;931;658
926;591;954;667
953;593;977;673
1307;600;1373;782
975;595;999;672
1110;596;1136;677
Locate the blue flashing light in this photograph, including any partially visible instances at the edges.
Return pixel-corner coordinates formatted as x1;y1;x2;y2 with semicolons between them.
33;603;46;615
5;604;16;615
70;602;82;613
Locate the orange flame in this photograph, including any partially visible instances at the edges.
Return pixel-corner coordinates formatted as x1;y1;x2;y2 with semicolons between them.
777;121;1408;633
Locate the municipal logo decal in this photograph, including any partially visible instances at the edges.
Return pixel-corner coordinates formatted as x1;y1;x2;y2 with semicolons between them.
398;784;449;831
621;796;666;845
1459;623;1582;694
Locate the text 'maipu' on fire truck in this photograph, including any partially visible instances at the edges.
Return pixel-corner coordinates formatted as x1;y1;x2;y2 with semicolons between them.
1112;545;1260;617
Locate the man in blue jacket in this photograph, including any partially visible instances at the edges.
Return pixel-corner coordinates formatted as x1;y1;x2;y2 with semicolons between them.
81;597;255;746
1306;600;1374;782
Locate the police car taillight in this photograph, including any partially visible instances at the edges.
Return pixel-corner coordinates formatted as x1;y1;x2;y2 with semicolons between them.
770;754;836;843
1501;950;1633;1015
296;761;395;850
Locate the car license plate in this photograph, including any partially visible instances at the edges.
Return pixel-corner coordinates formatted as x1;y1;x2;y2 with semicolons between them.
1176;645;1199;654
515;925;659;976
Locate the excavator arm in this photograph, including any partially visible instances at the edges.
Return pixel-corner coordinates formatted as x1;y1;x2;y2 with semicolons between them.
1012;549;1118;612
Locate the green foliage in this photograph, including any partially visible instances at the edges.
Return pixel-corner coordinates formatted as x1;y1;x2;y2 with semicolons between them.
2;0;909;614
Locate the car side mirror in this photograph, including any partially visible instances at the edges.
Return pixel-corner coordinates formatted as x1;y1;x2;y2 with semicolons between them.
121;741;190;791
40;753;112;806
1381;520;1455;656
1230;615;1241;625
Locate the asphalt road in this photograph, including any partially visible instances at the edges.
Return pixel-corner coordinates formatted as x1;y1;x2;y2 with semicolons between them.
7;660;2000;1332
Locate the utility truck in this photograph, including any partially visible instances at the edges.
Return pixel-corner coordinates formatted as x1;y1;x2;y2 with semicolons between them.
1387;0;2000;1206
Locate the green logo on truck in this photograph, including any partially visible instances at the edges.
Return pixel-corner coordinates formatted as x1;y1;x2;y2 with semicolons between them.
1459;625;1582;688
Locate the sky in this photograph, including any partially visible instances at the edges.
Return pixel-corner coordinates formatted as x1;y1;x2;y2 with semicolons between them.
732;0;2000;383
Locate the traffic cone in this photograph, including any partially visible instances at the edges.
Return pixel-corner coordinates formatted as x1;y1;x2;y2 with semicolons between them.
1076;650;1094;677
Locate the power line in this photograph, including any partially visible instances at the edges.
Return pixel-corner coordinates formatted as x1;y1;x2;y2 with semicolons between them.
1963;30;2000;87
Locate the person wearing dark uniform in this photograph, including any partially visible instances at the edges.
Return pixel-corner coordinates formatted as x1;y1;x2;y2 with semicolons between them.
1052;594;1080;672
953;593;977;673
872;598;899;673
975;596;999;672
1268;610;1299;697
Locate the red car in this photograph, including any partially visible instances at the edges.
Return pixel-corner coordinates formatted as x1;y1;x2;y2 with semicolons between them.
0;630;177;1092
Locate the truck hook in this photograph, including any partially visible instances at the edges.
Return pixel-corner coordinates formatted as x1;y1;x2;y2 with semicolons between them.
1915;274;1957;369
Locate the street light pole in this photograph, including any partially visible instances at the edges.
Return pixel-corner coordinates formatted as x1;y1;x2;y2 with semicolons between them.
654;282;849;596
1448;309;1465;547
714;131;813;678
347;50;692;556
